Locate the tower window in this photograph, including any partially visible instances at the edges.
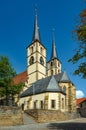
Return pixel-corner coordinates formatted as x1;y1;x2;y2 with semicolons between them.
40;57;44;65
29;56;34;65
58;62;60;67
31;46;33;53
63;86;66;92
40;47;43;54
51;62;53;66
51;70;53;75
58;69;60;73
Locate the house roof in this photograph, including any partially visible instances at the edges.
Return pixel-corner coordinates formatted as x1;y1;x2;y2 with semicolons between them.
12;71;27;85
20;72;70;98
77;98;86;105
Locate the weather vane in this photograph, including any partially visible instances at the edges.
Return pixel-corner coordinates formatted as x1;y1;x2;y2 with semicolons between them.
35;4;37;16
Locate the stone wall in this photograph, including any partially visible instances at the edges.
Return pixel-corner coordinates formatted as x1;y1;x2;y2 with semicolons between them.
25;109;78;123
0;106;23;126
80;107;86;117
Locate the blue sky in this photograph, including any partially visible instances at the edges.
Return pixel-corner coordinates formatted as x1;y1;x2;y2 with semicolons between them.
0;0;86;98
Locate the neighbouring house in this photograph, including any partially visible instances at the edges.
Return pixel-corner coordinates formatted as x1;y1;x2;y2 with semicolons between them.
16;9;76;113
77;98;86;117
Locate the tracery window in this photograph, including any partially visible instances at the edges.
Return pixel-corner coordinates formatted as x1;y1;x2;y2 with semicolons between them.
51;70;53;75
51;61;53;66
63;86;66;92
40;56;44;65
29;56;34;65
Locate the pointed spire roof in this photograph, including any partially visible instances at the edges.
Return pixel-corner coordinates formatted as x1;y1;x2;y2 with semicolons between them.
32;7;41;42
50;30;58;60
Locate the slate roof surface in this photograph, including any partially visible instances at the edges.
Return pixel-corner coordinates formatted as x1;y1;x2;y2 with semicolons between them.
20;71;70;98
54;71;71;82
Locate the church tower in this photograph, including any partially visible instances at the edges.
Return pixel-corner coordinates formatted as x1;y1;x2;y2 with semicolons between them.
27;10;46;87
47;32;61;76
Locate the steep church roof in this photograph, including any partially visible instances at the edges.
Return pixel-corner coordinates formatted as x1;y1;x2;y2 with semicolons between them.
20;73;68;98
27;8;46;49
20;75;65;98
32;9;41;42
50;31;58;60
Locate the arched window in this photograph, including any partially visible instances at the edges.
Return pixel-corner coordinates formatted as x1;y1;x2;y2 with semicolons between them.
62;98;64;109
29;56;34;65
51;62;53;66
63;86;66;92
31;46;33;54
40;57;44;65
40;47;43;54
58;62;60;67
58;69;60;73
51;70;53;75
40;101;43;109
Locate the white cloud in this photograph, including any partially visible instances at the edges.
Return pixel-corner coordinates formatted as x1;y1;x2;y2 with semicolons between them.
76;90;85;99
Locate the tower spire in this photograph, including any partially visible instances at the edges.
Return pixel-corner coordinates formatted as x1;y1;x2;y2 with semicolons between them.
32;6;41;42
50;29;58;60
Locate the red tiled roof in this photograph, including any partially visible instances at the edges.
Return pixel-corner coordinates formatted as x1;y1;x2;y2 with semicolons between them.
76;98;86;105
12;71;27;85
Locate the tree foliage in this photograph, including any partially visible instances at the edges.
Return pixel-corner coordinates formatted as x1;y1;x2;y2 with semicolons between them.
0;56;24;100
68;9;86;78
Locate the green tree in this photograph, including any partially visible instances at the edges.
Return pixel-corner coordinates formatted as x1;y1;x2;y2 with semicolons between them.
68;9;86;78
0;56;24;105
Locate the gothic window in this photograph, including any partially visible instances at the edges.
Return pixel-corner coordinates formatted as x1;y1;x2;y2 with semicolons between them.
51;62;53;66
51;100;55;108
40;57;44;65
34;101;37;109
29;56;34;65
62;98;64;109
63;86;66;92
51;70;53;75
58;69;60;73
40;47;43;54
58;62;60;67
40;101;43;109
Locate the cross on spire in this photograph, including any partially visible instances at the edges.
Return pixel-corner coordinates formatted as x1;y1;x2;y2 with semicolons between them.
32;6;41;42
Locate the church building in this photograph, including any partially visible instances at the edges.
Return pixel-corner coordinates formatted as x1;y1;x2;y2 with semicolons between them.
18;10;76;113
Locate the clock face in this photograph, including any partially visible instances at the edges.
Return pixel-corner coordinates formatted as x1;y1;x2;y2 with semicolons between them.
40;57;44;65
